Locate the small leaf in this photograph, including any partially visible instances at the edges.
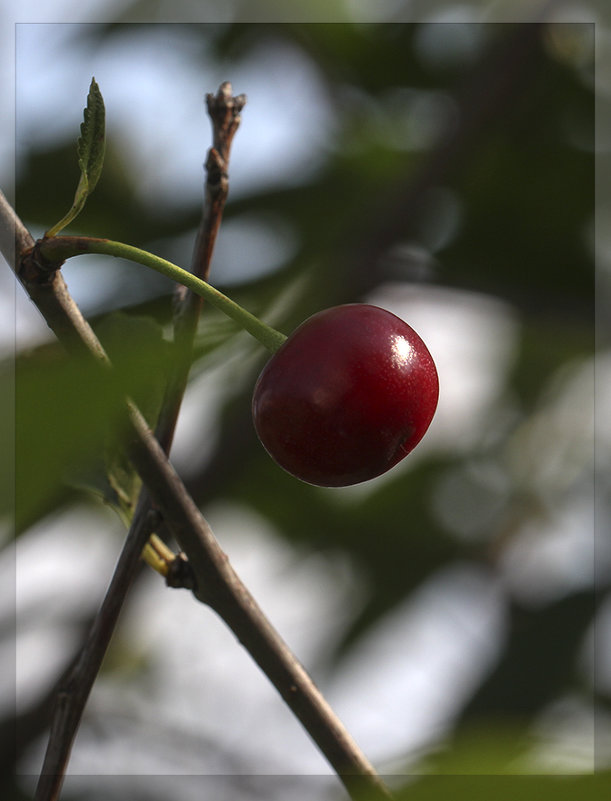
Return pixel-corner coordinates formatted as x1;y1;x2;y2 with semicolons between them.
77;77;106;195
45;77;106;237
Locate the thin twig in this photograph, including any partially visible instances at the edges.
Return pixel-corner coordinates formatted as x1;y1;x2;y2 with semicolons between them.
156;81;246;453
3;182;393;800
34;496;155;801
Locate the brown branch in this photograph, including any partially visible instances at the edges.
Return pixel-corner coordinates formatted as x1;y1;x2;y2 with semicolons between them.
33;496;154;801
0;192;108;365
193;81;246;284
155;82;246;454
2;181;392;799
124;398;393;800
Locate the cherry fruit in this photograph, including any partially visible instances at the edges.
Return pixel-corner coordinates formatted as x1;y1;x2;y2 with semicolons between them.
252;303;439;487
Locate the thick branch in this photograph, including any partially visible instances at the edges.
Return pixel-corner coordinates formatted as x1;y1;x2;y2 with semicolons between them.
125;400;393;799
0;191;108;364
2;188;391;800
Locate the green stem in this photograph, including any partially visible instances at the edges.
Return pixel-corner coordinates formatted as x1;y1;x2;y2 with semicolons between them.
37;236;288;353
44;180;87;238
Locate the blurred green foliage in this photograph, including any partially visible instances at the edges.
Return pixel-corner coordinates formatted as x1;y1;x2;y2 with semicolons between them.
7;16;604;794
395;773;610;800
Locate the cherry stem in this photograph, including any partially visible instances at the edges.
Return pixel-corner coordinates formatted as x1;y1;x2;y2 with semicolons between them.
35;235;288;353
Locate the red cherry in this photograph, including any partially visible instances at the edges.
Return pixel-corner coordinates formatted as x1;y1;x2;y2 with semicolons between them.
252;304;439;487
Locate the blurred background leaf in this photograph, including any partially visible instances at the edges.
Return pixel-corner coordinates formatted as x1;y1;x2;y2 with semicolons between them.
395;773;610;800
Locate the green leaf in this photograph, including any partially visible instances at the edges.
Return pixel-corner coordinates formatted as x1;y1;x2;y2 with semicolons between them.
94;312;170;521
76;77;106;194
9;313;172;532
72;312;172;523
12;345;127;532
45;77;106;237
